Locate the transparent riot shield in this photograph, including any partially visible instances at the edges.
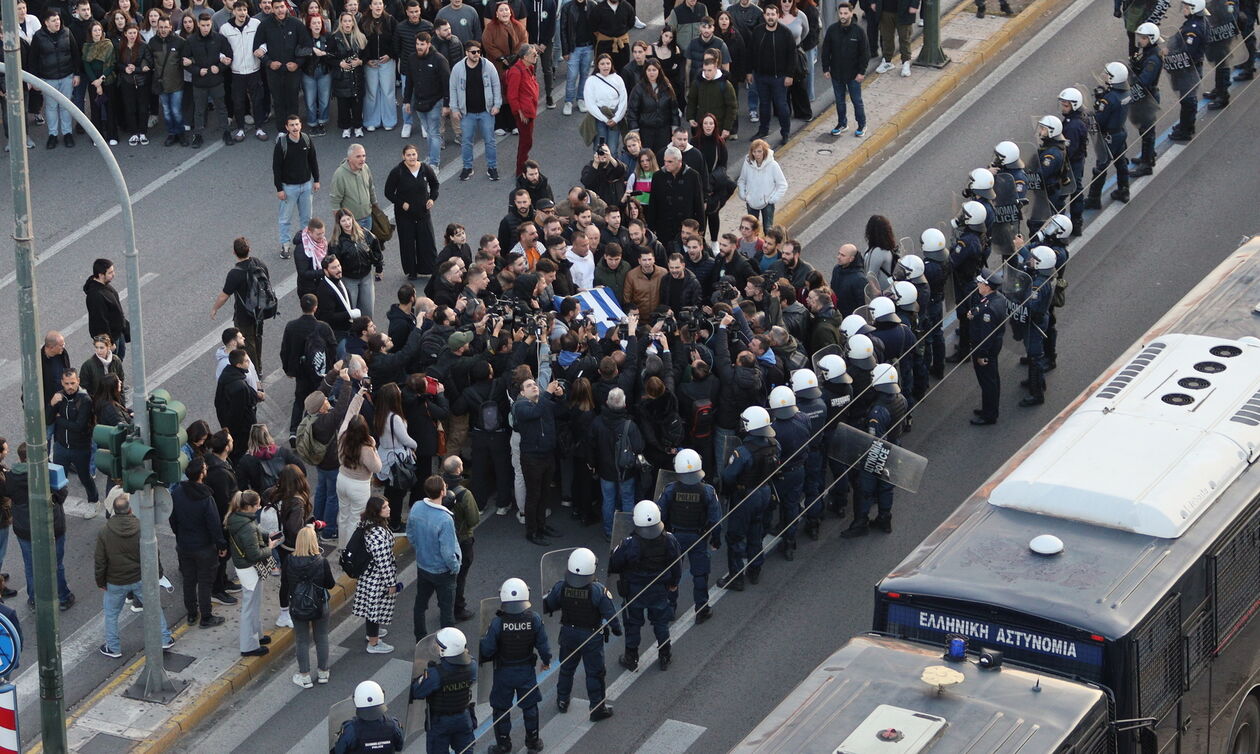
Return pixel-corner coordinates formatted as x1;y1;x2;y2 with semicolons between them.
810;344;845;376
1164;31;1201;94
863;275;882;304
827;422;929;493
328;697;358;751
990;172;1021;263
539;548;578;605
1022;143;1052;225
852;304;874;326
715;432;742;497
1206;0;1240;50
404;633;444;745
654;469;679;500
607;511;635;566
476;597;499;705
1002;265;1033;342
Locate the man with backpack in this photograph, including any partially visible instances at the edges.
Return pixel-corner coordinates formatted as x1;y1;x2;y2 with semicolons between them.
211;237;279;370
440;456;480;623
587;387;644;541
298;365;355;542
280;293;337;441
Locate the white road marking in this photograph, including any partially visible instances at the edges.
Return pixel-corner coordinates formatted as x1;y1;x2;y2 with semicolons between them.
638;719;708;753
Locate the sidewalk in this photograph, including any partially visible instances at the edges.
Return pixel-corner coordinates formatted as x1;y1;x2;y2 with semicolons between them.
29;1;1070;750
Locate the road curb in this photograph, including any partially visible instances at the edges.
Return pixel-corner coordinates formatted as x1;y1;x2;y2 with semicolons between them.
775;0;1070;230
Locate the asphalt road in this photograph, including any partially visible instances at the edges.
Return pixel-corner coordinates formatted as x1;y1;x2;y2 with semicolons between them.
4;0;1258;748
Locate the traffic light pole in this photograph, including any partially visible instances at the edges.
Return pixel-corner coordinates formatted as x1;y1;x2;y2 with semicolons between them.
914;0;951;69
0;56;184;706
2;11;67;751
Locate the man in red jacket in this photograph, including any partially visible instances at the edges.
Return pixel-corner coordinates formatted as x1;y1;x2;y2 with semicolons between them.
505;44;540;177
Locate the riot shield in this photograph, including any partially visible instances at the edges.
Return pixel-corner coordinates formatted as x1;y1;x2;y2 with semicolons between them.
1002;265;1033;342
328;697;358;751
827;422;928;493
1206;0;1240;54
404;633;444;745
1163;31;1201;94
715;432;742;497
539;548;578;605
476;597;499;705
990;172;1021;262
654;469;679;500
607;511;635;566
863;275;882;304
851;304;874;326
810;344;844;376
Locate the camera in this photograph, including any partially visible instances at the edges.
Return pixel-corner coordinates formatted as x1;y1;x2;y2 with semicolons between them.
712;279;739;304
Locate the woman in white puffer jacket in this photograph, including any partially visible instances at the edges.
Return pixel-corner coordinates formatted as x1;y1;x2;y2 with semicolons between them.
737;139;789;229
583;53;628;149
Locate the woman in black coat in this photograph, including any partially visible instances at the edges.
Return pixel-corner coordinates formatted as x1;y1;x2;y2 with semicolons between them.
625;59;681;159
693;113;733;241
330;13;367;137
401;373;450;477
383;144;441;280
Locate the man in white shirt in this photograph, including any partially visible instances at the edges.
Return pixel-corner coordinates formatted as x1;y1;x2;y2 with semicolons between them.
565;231;596;290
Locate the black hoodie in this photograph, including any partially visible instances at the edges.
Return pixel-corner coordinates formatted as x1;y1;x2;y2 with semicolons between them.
83;276;129;343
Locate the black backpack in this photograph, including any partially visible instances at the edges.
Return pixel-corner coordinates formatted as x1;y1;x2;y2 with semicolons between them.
257;455;286;492
236;259;279;322
290;577;329;621
613;418;639;477
689;398;714;440
301;325;331;382
339;524;372;578
480;397;502;432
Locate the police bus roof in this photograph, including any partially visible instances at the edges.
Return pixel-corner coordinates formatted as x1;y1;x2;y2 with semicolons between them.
731;635;1107;754
879;240;1260;640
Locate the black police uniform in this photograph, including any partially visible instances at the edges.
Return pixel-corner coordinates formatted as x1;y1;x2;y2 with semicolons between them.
1168;13;1207;139
1088;84;1130;204
922;253;949;377
1129;41;1163;174
851;389;908;533
821;378;854;516
657;481;722;616
332;714;405;753
1060;110;1088;228
947;229;985;358
1043;240;1069;367
968;287;1008;424
1203;0;1240;108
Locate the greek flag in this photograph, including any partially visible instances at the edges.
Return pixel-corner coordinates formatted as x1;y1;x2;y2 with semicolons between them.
574;287;626;336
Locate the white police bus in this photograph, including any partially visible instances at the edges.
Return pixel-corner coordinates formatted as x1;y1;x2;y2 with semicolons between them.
873;239;1260;754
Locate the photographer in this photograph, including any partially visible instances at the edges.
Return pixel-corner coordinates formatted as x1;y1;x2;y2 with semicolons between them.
676;347;720;479
512;377;568;546
552;327;601;384
416;305;460;370
452;333;530;514
711;310;762;480
711;233;754;292
364;312;429;392
592;312;640;409
580;142;628;207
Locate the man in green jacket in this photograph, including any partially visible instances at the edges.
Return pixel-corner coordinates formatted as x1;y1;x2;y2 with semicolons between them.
687;54;737;138
95;493;174;659
441;456;481;622
330;143;378;232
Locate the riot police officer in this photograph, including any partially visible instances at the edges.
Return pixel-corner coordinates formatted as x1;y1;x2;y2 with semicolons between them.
817;355;854;518
1116;0;1168;56
1027;215;1071;370
841;363;909;537
541;548;620;721
1169;0;1208;142
609;501;682;672
768;385;812;561
1029;115;1069;237
790;369;829;539
656;450;722;622
1129;23;1164;177
1017;247;1057;407
1203;0;1239;109
918;229;950;378
718;407;779;590
894;258;931;399
887;280;924;402
479;579;552;753
992;141;1029;208
410;628;477;754
1234;0;1257;80
946;201;987;362
869;296;915;404
845;334;879;425
968;270;1009;426
332;681;405;753
1087;63;1132;206
1056;90;1088;230
988;143;1028;261
963;168;997;254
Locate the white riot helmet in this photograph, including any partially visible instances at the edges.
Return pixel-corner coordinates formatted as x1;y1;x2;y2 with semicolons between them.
567;547;597;586
354;680;387;715
436;627;467;658
1136;21;1161;42
499;577;531;612
768;385;798;419
673;448;704;483
967;167;995;196
1044;214;1073;239
871;363;900;393
890;281;920;312
847;333;876;369
961;200;987;229
1057;88;1083;111
920;228;947;253
633;500;664;538
1037;114;1063;139
817;354;851;383
1183;0;1208;14
1030;246;1057;271
841;313;871;339
869;296;900;323
1104;62;1128;85
896;254;925;281
993;140;1021;167
790;368;822;399
740;405;773;436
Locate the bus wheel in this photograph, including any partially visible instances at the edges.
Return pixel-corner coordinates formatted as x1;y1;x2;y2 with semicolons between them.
1231;696;1260;754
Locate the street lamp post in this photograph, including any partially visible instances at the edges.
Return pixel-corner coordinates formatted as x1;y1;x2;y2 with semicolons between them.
914;0;952;68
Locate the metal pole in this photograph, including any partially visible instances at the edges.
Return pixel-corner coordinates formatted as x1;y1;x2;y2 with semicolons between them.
1;10;67;750
914;0;951;68
0;62;184;704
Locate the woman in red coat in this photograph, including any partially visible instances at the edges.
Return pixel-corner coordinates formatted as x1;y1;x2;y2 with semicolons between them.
504;45;539;177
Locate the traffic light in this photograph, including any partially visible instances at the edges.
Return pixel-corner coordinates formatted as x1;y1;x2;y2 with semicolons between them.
148;389;188;487
120;431;157;493
93;424;128;481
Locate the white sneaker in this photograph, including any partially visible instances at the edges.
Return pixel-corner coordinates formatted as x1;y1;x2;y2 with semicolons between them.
401;123;412;138
577;99;586;113
378;628;389;638
876;60;895;74
496;506;510;516
634;15;646;28
494;128;507;136
366;640;394;654
316;669;330;684
562;102;573;116
365;126;377;132
354;128;364;137
901;61;912;77
292;672;313;689
342;128;352;138
276;609;293;628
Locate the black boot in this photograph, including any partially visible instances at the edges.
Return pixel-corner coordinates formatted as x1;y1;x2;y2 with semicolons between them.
658;641;672;671
526;732;544;751
618;648;639;671
1130;157;1153;177
488;737;513;754
747;565;762;585
781;539;796;561
717;573;744;591
975;2;985;17
589;702;614;721
1110;186;1130;202
872;513;892;533
1084;191;1102;210
840;518;870;538
696;604;713;623
1235;67;1256;81
1208;94;1230;110
805;519;820;540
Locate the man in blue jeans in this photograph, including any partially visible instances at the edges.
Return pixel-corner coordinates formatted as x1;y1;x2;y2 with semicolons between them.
748;3;797;147
560;0;594;115
95;495;174;658
448;39;502;182
402;32;451;168
589;388;643;540
821;2;870;137
48;369;98;509
408;475;462;643
8;443;76;611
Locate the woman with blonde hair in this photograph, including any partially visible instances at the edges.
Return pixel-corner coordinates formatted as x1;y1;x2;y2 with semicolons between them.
331;11;367;138
286;525;336;688
331;208;384;318
336;389;381;548
225;490;282;656
736;139;788;229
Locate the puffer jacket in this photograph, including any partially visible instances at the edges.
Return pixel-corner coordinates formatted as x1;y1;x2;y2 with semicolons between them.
31;26;80;80
95;512;144;588
8;463;69;541
148;31;185;94
737;149;788;210
226;510;270;569
182;29;232;88
330;232;384;279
